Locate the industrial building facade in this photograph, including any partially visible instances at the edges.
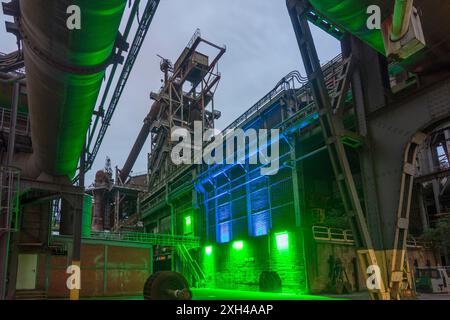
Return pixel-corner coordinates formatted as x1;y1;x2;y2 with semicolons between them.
0;0;450;301
139;49;449;294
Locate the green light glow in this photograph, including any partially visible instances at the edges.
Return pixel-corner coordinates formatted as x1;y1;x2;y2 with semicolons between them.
232;241;244;250
191;288;337;300
47;0;128;177
276;232;289;250
205;246;213;256
309;0;386;54
185;216;192;226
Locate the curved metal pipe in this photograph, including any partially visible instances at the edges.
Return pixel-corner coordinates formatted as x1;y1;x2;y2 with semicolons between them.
19;0;126;178
0;72;26;84
308;0;391;54
307;0;450;73
119;101;161;183
391;0;414;41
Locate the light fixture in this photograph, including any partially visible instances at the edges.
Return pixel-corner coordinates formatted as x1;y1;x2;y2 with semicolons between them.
233;241;244;250
276;232;289;250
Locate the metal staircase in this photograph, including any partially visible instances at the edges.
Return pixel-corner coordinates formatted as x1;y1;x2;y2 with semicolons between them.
50;230;206;288
177;244;206;287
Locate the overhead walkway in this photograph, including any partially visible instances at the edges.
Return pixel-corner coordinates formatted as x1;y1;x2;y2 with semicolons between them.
51;231;201;249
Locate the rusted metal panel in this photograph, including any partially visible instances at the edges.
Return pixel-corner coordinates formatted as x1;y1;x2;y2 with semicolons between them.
80;269;105;297
107;246;150;268
106;270;149;296
47;263;69;299
80;244;105;269
47;243;151;298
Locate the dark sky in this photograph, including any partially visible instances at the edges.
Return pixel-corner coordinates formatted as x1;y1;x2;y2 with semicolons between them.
0;0;340;184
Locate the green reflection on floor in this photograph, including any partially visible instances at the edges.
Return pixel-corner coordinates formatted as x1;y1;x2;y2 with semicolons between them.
191;288;338;300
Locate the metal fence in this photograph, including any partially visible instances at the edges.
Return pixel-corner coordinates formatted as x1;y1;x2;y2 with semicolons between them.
312;226;355;244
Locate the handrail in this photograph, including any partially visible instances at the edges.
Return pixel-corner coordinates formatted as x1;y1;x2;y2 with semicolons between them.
0;107;30;136
406;235;432;248
177;244;206;286
223;71;307;132
312;225;355;244
52;231;201;248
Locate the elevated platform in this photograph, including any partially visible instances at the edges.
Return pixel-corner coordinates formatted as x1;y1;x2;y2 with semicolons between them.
51;231;201;249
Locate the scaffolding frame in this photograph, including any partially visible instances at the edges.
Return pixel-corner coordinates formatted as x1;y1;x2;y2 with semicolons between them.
147;30;226;190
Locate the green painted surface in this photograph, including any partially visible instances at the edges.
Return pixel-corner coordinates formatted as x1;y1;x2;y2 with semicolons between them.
53;0;127;176
82;194;93;237
81;290;337;300
201;232;308;294
309;0;391;54
191;288;337;300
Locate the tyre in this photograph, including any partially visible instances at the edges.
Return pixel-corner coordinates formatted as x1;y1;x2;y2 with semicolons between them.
143;271;192;300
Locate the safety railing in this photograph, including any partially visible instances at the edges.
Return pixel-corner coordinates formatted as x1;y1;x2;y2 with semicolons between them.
0;108;30;136
90;231;201;248
177;244;206;287
222;54;343;134
312;226;355;244
0;51;25;75
0;166;20;235
406;236;432;248
51;231;201;249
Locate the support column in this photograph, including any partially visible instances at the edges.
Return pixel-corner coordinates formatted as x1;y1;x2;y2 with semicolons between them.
114;190;120;231
345;36;388;251
287;0;389;299
290;136;302;228
69;145;86;300
417;185;429;232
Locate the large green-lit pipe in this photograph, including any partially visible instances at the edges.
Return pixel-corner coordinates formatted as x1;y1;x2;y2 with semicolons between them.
308;0;391;54
307;1;450;73
19;0;127;178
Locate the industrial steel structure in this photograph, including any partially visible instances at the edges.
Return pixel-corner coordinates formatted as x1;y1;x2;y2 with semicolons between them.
0;0;449;300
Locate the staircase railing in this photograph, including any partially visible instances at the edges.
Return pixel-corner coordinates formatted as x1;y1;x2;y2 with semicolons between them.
176;244;205;287
51;231;201;249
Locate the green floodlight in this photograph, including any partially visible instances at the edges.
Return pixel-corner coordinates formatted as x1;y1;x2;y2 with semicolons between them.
233;241;244;250
276;232;289;250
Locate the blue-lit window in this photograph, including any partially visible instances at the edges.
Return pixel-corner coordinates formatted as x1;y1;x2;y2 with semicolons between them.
252;210;271;237
217;221;231;243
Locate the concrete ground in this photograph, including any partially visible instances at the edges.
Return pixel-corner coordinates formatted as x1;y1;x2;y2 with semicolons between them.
191;288;336;300
416;293;450;300
327;291;450;300
83;289;450;300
